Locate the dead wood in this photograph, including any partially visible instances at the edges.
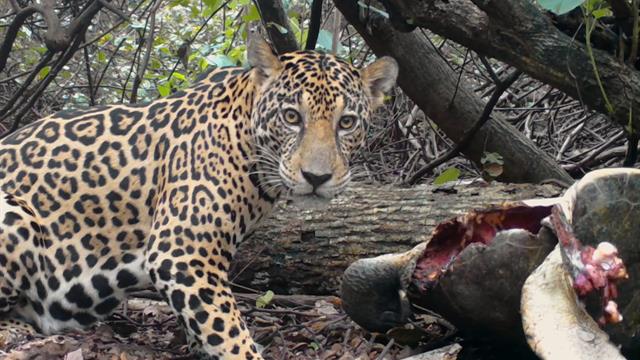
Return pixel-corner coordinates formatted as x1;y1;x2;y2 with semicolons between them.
372;0;640;138
231;182;564;295
334;0;572;184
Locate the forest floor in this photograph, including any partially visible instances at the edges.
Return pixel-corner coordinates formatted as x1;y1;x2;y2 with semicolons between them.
0;292;498;360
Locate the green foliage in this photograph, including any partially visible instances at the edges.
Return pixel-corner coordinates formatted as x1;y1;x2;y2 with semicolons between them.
537;0;585;14
536;0;611;17
256;290;274;308
243;4;261;22
207;54;236;68
37;66;51;81
433;167;461;185
0;0;375;114
315;29;334;52
157;82;171;97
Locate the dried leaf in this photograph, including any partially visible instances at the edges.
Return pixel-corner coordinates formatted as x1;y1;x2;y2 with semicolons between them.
64;348;83;360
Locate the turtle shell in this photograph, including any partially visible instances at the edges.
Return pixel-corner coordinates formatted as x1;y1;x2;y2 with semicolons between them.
555;168;640;355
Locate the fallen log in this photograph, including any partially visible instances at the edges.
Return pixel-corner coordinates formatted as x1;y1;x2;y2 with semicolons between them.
231;182;563;295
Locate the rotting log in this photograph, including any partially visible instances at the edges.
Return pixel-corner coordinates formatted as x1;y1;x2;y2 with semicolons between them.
333;0;572;184
231;182;563;295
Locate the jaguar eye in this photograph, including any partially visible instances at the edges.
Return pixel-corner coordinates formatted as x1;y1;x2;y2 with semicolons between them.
283;109;302;126
339;115;357;130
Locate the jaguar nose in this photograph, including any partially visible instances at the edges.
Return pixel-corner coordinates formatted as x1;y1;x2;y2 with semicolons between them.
301;170;332;189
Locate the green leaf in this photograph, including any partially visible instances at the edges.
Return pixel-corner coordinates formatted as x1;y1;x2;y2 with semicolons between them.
243;4;261;22
157;82;171;97
171;72;187;81
188;51;200;63
199;57;209;71
433;167;460;186
315;29;333;51
203;0;221;8
97;51;107;63
170;0;190;7
267;21;289;34
536;0;585;15
37;66;51;80
206;54;236;68
584;0;607;12
592;7;612;19
256;290;274;308
356;1;389;18
308;342;320;351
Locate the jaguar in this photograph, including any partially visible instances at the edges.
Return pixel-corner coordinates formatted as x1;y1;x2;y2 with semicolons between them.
0;35;398;358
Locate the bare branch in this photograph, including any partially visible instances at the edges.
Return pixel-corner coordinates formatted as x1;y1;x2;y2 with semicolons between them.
376;0;640;136
407;69;522;184
0;6;39;73
254;0;299;53
305;0;322;50
97;0;130;21
131;0;162;103
8;0;20;12
0;51;54;119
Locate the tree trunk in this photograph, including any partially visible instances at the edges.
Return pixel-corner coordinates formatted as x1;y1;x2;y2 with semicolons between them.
375;0;640;137
333;0;572;184
255;0;299;53
231;182;563;295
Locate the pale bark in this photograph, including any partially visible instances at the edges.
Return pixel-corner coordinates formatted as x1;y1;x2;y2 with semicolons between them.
231;182;563;294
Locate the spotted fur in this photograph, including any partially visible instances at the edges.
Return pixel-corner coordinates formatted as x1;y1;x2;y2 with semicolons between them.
0;37;397;359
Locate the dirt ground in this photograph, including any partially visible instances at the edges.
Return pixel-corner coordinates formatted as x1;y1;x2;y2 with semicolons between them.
0;291;479;360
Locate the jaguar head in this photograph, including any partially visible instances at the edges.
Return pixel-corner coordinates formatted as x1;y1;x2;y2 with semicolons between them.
249;36;398;199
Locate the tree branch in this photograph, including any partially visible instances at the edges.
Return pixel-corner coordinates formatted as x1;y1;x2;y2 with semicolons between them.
305;0;323;50
606;0;632;19
1;34;83;139
0;51;54;121
379;0;640;136
131;0;161;104
92;39;125;100
0;6;39;73
334;0;571;183
166;0;231;82
83;46;96;106
407;69;522;184
254;0;299;53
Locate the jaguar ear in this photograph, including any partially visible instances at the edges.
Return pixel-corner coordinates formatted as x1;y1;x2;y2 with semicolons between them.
247;34;282;83
362;56;399;108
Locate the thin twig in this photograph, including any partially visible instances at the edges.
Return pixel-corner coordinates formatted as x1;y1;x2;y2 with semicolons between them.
407;69;523;184
83;46;96;106
130;0;162;103
448;48;469;109
166;0;231;82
